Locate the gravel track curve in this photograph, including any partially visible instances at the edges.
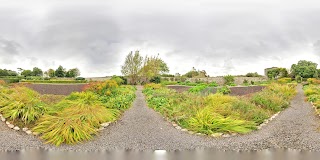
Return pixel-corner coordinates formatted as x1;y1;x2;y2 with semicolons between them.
1;84;320;151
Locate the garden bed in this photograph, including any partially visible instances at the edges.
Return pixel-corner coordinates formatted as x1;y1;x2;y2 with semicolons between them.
144;83;297;136
167;85;265;96
0;80;136;146
25;83;87;95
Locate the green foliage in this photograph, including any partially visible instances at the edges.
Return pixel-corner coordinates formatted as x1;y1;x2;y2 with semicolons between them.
21;70;33;77
143;83;296;135
291;60;318;78
32;67;43;76
208;81;218;87
121;51;143;84
150;76;161;84
65;68;80;78
245;72;261;77
251;83;296;112
217;86;231;95
277;78;292;84
0;87;46;124
188;84;208;93
111;76;125;85
75;77;85;80
266;68;288;80
55;65;66;77
243;79;249;85
0;69;18;76
223;75;235;86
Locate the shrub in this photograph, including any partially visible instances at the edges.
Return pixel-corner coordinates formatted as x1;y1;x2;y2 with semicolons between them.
150;76;161;84
217;86;231;95
83;80;118;95
251;90;288;112
223;75;235;86
277;78;292;84
0;80;6;85
243;79;249;85
208;81;218;87
75;77;85;80
307;78;320;85
188;84;208;93
110;76;124;85
0;87;46;124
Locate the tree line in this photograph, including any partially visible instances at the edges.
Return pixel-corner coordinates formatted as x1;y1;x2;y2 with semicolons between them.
266;60;320;80
0;66;80;78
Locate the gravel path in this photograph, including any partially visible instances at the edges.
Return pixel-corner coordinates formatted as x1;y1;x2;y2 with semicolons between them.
1;84;320;151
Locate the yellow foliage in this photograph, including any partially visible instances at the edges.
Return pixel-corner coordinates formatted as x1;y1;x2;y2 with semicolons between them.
144;83;162;89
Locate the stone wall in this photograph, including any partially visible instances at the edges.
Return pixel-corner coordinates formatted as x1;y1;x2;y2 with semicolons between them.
186;76;268;85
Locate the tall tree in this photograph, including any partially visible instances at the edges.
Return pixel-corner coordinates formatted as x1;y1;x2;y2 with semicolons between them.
21;70;33;77
121;51;143;84
66;68;80;78
55;65;66;77
32;67;43;76
47;69;55;77
140;54;169;81
290;60;318;78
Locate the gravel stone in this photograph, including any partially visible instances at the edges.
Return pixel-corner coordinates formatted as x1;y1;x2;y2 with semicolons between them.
7;124;14;129
13;126;20;131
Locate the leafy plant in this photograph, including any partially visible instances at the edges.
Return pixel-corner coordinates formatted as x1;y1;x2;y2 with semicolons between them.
217;86;231;95
0;87;46;124
223;75;235;86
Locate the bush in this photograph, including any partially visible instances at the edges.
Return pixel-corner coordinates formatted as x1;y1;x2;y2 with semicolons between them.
243;79;249;85
307;78;320;85
150;76;161;84
223;75;235;86
277;78;292;84
208;81;218;87
188;84;208;93
0;80;6;86
0;78;20;83
144;83;162;90
217;86;231;95
251;90;288;112
75;77;85;80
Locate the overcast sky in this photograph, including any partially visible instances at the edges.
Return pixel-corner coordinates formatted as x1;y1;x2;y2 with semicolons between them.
0;0;320;77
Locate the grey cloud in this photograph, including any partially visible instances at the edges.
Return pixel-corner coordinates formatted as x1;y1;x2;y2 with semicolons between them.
0;37;21;64
0;0;320;76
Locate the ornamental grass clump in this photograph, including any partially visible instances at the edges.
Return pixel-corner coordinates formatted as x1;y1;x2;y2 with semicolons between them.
187;109;256;135
33;92;119;146
0;87;46;124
